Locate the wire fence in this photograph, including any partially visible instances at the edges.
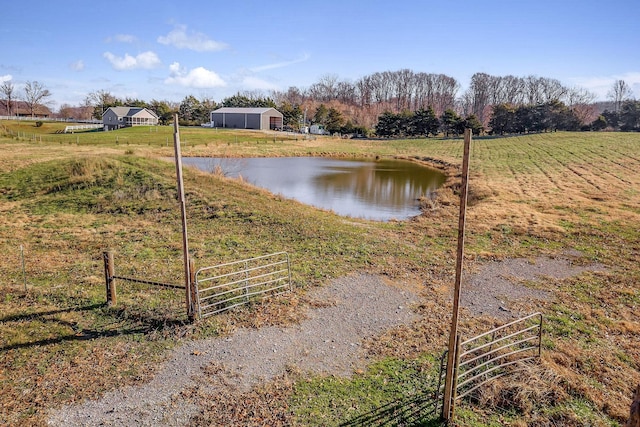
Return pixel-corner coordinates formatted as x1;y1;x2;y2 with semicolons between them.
102;251;186;320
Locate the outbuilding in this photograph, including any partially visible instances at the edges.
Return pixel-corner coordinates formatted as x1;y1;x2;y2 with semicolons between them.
210;107;283;130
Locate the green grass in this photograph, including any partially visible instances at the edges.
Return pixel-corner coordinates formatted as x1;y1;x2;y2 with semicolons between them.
1;128;639;425
290;356;444;426
0;119;306;148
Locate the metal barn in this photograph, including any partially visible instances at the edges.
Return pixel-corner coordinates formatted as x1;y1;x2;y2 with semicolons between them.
210;107;283;130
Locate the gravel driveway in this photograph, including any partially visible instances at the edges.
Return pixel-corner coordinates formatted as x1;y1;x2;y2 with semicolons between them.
48;253;604;425
48;273;419;426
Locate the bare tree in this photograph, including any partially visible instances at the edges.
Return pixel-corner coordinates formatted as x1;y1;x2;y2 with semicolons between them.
608;80;633;112
466;72;492;124
85;89;118;118
307;74;340;102
500;75;526;105
433;74;459;116
0;80;15;116
23;80;52;117
539;77;567;102
355;76;373;107
525;76;544;105
392;68;414;111
566;87;597;125
335;80;357;105
566;87;595;107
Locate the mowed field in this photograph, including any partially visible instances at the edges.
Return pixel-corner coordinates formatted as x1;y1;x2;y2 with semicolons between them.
0;122;639;426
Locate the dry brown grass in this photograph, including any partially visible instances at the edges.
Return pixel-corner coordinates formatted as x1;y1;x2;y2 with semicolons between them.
186;364;296;427
1;131;639;425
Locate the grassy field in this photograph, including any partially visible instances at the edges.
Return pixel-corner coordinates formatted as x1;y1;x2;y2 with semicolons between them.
0;120;638;426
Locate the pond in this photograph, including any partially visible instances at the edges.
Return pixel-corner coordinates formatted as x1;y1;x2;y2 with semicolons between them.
181;157;446;221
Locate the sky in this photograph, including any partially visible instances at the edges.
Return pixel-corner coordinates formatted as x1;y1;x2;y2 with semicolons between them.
1;0;639;110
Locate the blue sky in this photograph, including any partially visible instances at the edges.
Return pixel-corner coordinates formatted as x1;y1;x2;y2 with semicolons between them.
1;0;638;109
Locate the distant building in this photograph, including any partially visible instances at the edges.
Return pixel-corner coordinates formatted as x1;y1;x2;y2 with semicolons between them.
0;101;51;118
210;107;283;130
102;106;158;131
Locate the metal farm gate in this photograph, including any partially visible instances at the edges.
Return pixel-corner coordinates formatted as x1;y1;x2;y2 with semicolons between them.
437;312;543;419
194;252;292;318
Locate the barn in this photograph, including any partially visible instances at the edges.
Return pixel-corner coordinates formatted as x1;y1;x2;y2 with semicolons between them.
210;107;283;130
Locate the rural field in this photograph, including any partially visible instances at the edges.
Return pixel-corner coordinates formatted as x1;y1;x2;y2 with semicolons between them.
0;121;639;426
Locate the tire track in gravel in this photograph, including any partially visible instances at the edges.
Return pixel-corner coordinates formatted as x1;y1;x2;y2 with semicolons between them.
47;273;419;427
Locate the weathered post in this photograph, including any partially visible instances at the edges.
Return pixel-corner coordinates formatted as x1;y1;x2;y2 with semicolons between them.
173;114;195;321
103;250;116;306
442;128;472;421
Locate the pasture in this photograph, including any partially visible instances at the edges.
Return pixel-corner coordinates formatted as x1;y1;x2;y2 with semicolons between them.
0;121;638;426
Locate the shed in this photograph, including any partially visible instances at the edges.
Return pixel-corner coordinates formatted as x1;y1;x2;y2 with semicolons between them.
210;107;283;130
103;106;158;131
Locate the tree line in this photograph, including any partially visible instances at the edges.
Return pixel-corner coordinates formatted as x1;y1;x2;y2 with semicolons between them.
599;100;640;132
1;71;637;135
375;108;483;138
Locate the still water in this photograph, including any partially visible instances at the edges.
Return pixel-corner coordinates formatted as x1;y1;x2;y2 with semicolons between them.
182;157;446;221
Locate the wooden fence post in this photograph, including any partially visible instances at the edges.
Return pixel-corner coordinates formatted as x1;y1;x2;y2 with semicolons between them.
442;129;472;421
103;251;116;306
173;115;194;322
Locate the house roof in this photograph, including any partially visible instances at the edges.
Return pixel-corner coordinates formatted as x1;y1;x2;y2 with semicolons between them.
0;100;52;116
211;107;280;115
103;106;158;118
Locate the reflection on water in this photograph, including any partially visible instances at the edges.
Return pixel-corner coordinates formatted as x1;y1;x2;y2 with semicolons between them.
182;157;446;221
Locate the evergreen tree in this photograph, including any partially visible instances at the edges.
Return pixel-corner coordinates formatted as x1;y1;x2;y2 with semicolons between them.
278;101;302;129
195;97;217;124
313;104;329;125
326;107;345;134
488;104;515;135
590;115;607;131
222;93;276;108
397;109;414;136
375;111;397;137
425;107;440;136
440;109;462;137
601;109;619;130
620;100;640;131
463;114;483;136
178;95;200;125
149;99;175;125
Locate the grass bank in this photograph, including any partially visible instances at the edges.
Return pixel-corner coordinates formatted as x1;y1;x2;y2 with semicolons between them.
0;122;638;426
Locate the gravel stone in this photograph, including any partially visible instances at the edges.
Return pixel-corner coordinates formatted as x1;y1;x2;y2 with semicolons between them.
461;255;607;319
47;273;419;426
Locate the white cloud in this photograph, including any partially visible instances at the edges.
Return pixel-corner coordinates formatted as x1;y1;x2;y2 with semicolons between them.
115;34;137;43
103;51;161;70
250;53;310;72
70;60;84;71
0;74;12;82
164;62;226;88
105;34;137;43
168;62;183;75
570;72;640;100
242;76;279;91
157;25;228;52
